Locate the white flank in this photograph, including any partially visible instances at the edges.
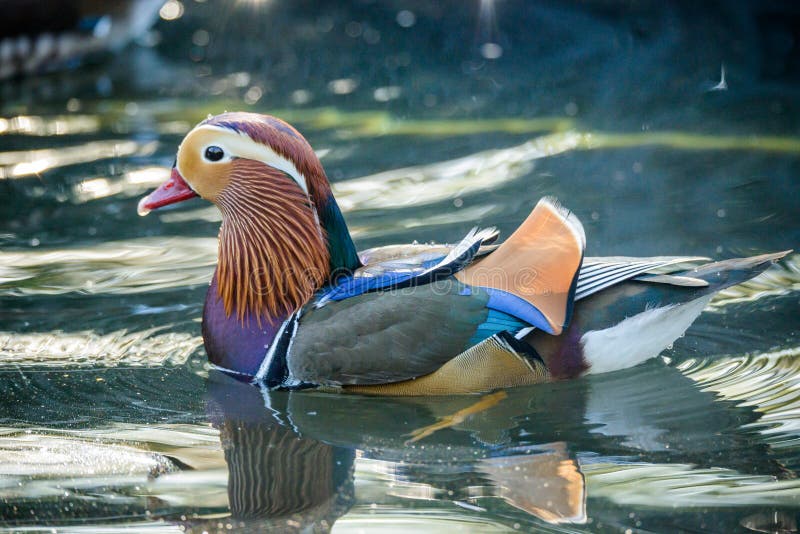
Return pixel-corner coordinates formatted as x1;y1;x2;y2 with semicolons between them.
581;295;712;374
182;124;310;196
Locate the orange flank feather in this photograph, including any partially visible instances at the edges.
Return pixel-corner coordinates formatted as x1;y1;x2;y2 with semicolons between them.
455;198;585;335
216;159;330;321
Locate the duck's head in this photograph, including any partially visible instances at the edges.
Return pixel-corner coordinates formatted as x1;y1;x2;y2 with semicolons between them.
140;112;360;320
139;112;330;214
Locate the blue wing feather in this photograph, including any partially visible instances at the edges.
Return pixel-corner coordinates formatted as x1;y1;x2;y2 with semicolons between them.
484;288;554;334
314;227;557;344
468;309;529;346
315;227;497;306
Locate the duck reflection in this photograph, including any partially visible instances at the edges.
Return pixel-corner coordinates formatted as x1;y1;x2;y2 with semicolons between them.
207;374;355;531
479;442;585;523
206;361;789;530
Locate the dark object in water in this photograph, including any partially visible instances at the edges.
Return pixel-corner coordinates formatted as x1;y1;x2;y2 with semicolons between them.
0;0;162;79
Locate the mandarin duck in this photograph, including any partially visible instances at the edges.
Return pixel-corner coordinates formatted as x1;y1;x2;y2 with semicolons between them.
139;112;789;395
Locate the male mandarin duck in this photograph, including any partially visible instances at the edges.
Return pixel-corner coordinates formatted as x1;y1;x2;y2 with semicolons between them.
139;112;789;395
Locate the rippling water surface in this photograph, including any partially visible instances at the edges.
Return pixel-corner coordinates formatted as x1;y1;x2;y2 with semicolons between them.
2;1;799;532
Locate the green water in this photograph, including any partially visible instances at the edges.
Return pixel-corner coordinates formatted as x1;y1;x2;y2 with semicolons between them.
2;1;800;532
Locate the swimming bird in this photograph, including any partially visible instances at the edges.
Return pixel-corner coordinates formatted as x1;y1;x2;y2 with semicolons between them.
138;112;788;395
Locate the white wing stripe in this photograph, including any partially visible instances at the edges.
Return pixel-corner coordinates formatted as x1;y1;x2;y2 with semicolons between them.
575;256;709;301
577;263;658;289
576;263;678;300
577;262;659;284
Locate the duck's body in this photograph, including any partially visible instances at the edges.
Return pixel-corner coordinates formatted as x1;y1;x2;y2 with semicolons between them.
202;238;782;395
139;112;788;395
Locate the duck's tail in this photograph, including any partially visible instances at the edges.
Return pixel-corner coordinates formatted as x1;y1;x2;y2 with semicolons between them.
527;250;791;377
675;250;792;294
455;197;585;335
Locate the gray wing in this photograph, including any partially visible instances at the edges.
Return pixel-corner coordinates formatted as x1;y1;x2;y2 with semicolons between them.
288;283;490;386
357;245;709;301
576;256;710;300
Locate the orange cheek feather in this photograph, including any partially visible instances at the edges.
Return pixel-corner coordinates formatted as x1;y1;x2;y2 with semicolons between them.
176;130;233;202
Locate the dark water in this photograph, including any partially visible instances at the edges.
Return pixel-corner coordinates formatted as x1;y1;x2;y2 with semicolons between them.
1;1;800;532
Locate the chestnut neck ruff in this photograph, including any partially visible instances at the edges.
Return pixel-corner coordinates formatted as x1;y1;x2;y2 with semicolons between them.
215;160;330;321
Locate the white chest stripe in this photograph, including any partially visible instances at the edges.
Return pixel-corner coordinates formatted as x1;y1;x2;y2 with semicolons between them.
209;362;251;376
253;316;292;382
581;296;712;374
281;314;302;388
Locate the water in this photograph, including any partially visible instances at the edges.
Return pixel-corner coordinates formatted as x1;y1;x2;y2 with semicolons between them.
1;1;799;531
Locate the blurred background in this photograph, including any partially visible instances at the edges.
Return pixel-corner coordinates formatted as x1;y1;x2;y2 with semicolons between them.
4;0;800;117
1;1;800;532
1;0;799;254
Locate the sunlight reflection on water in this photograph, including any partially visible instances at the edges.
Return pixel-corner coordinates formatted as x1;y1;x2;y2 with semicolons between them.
0;328;201;367
0;115;101;136
0;140;158;179
680;347;800;444
0;238;216;296
584;462;800;507
0;432;177;478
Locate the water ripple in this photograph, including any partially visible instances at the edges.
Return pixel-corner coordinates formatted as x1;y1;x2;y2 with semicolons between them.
0;115;101;136
708;253;800;310
0;237;216;296
584;461;800;507
0;140;158;179
0;431;176;481
333;132;583;211
0;328;202;367
0;423;225;471
72;166;171;203
679;347;800;447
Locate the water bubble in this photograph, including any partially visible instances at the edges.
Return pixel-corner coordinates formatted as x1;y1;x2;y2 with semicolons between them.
328;78;358;95
291;90;312;105
480;42;503;59
363;27;381;44
192;29;210;47
345;21;362;38
231;72;250;88
244;86;263;104
373;86;401;102
315;16;333;33
564;101;578;116
159;0;184;21
396;10;416;28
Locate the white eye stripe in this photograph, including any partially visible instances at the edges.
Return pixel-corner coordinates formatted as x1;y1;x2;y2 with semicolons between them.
189;124;310;196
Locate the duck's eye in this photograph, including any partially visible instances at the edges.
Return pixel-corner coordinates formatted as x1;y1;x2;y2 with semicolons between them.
204;146;224;162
